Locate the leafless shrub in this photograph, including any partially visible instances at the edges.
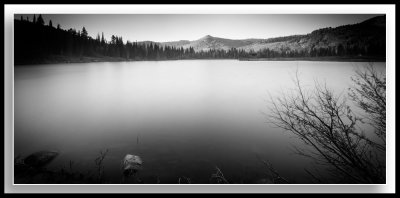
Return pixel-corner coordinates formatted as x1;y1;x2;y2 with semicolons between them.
178;176;191;184
94;149;109;183
209;166;229;184
349;63;386;145
268;68;385;183
257;157;290;184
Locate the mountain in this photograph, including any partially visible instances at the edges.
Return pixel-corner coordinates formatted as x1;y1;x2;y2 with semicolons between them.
158;16;385;56
158;35;263;52
160;40;191;47
160;35;264;51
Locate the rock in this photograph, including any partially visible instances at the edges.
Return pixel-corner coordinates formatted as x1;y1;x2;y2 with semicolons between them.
23;151;59;168
122;154;142;177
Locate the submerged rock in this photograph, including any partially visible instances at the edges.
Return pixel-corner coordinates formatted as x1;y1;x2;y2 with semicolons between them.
23;151;59;168
122;154;142;177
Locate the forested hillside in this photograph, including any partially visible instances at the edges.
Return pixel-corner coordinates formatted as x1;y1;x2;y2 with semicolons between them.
162;16;385;58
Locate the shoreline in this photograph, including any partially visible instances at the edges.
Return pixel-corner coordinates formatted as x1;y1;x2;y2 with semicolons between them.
14;55;386;66
238;56;386;62
14;55;231;66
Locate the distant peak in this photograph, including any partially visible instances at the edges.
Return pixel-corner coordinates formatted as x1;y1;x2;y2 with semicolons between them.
202;35;213;39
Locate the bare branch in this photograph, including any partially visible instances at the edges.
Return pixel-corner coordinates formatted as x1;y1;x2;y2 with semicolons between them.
266;67;385;184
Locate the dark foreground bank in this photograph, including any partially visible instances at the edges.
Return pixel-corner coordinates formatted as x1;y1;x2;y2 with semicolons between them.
14;150;289;184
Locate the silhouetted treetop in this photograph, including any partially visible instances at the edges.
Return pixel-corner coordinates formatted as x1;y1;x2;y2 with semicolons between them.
37;14;44;26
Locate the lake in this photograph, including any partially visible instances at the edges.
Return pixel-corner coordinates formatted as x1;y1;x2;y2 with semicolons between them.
14;60;385;184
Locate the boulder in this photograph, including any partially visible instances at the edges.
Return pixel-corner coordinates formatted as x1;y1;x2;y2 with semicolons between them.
23;150;59;168
122;154;142;177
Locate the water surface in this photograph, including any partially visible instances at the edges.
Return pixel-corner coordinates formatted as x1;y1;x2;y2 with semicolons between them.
14;60;385;183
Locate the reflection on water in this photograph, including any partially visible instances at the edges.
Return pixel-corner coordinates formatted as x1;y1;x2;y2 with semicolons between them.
14;60;385;183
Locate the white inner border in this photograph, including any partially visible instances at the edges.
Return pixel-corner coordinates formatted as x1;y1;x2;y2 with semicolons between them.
4;4;396;193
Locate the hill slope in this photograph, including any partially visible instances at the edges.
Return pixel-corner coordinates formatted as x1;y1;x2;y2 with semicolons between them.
159;16;385;57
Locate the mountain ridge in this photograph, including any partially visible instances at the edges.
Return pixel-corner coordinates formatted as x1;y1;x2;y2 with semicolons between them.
156;15;385;56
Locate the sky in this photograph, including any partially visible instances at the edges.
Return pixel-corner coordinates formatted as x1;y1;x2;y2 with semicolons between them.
15;14;381;42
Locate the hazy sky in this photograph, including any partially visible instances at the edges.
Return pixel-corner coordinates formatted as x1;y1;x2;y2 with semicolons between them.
15;14;380;42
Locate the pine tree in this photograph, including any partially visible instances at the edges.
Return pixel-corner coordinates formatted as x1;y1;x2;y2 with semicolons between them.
101;32;105;45
49;20;53;28
81;27;88;38
37;14;44;25
33;14;36;23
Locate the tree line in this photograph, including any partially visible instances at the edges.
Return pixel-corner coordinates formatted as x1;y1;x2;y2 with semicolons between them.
14;15;238;64
14;15;385;65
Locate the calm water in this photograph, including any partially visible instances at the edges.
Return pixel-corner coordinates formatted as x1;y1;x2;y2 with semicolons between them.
14;60;385;183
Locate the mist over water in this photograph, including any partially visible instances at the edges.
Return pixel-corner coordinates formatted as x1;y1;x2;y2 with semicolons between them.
14;60;385;183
